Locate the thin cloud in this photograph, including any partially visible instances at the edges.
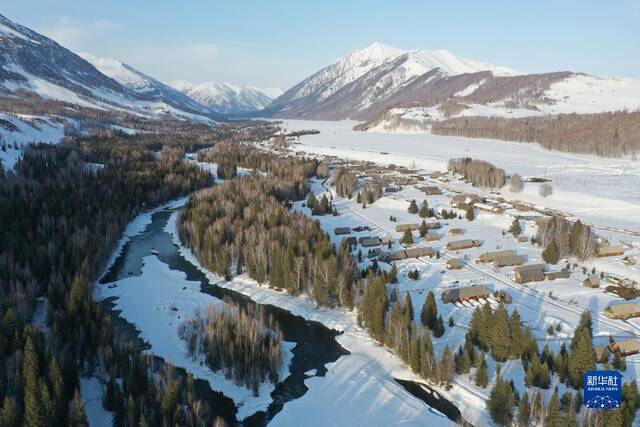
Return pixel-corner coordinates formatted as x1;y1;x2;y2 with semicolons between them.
42;17;121;52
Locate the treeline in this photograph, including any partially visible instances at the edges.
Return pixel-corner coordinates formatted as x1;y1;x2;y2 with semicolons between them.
447;157;506;189
360;282;454;389
535;217;596;263
197;141;318;201
432;111;640;157
0;133;228;426
180;144;361;308
179;300;283;394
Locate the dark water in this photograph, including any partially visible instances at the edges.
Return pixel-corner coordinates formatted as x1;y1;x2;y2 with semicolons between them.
100;208;462;425
395;379;463;423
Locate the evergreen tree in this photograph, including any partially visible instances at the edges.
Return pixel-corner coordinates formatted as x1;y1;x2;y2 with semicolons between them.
23;337;43;427
569;220;583;255
68;390;87;427
491;304;511;361
389;263;398;284
545;391;561;427
306;193;317;210
509;218;522;236
433;315;445;338
421;291;438;330
517;391;531;427
408;199;418;214
401;229;413;245
475;353;489;388
487;373;515;426
567;326;595;388
418;201;429;218
466;206;475;221
419;220;428;237
542;241;560;264
0;397;18;427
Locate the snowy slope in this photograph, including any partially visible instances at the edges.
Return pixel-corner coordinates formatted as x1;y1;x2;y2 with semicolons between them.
0;113;67;169
269;43;517;119
172;81;275;113
80;53;212;114
0;14;219;125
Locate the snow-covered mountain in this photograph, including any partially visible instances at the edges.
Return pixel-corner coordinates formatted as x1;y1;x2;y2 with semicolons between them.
0;14;218;123
172;81;277;113
79;53;212;115
267;43;517;119
269;42;640;123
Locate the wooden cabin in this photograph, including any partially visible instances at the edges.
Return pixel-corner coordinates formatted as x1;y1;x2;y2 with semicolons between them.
514;264;545;284
595;243;625;258
447;228;464;237
479;249;516;263
395;223;420;233
334;227;351;235
422;232;440;242
442;286;490;304
447;239;482;251
359;237;381;247
544;269;571;281
493;255;526;268
419;186;442;196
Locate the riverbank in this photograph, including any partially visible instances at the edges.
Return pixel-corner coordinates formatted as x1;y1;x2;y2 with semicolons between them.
168;209;464;426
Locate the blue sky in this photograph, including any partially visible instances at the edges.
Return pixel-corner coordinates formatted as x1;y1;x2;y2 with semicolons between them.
4;1;640;89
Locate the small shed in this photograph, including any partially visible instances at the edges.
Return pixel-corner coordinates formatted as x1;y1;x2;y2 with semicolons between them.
493;255;526;268
334;227;351;235
583;275;600;288
609;339;640;357
446;259;464;270
544;269;571;281
442;286;490;303
447;228;464;237
479;249;516;263
447;239;482;251
603;302;640;320
514;264;545;284
623;256;638;266
422;221;442;230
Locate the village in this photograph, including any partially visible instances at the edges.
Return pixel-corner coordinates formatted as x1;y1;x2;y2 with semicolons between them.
255;132;640;420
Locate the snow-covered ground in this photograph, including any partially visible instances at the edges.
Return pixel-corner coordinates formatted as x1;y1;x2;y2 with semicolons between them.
0;113;67;169
80;377;113;427
284;120;640;233
287;176;640;423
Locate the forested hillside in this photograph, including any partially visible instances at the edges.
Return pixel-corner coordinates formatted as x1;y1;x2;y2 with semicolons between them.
432;111;640;157
0;129;236;426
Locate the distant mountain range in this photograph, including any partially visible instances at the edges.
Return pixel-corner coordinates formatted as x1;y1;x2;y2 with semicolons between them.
0;13;277;126
2;11;639;142
266;42;640;130
170;81;279;114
